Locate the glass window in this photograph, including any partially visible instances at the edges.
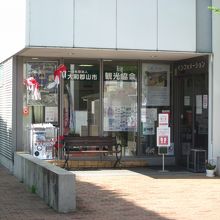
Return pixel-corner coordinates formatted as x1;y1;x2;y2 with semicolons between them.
141;63;172;156
22;61;58;149
103;61;138;156
63;61;100;136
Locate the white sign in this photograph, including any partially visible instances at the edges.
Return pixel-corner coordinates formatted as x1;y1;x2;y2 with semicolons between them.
158;113;169;127
203;95;208;109
184;96;190;106
45;107;58;123
196;95;202;114
157;127;170;147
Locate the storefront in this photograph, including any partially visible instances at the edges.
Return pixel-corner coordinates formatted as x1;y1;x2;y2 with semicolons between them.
22;55;209;167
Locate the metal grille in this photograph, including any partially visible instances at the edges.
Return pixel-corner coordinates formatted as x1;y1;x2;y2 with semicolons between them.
0;58;13;160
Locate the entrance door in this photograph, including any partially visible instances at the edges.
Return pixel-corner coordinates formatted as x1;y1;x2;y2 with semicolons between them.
63;60;100;137
177;74;208;165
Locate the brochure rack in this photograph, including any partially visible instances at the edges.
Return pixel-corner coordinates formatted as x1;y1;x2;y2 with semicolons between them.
28;123;59;160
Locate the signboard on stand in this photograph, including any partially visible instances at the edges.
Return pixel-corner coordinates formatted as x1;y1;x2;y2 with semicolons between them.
157;113;171;172
157;127;170;147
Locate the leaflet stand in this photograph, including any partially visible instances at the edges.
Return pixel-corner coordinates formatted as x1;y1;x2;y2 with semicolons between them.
28;123;59;160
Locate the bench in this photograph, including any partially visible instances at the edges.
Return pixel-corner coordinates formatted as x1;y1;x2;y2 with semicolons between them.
63;136;122;169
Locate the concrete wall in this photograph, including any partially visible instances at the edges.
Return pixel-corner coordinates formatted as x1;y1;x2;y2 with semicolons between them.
0;155;13;172
27;0;74;47
0;0;212;63
158;0;196;51
196;0;212;52
212;0;220;161
14;152;76;213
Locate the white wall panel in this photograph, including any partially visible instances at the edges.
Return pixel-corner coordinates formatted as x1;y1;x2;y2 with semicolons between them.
212;0;220;160
117;0;157;50
158;0;196;51
0;0;26;63
28;0;74;47
196;0;212;52
75;0;116;48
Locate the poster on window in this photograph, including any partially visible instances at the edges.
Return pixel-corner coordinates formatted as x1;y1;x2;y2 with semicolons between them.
104;105;137;131
141;108;157;122
142;64;170;106
142;121;155;135
103;76;137;131
45;107;58;123
25;62;57;106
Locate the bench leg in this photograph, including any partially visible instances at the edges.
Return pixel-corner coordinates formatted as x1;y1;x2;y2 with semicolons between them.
63;147;70;170
114;144;122;168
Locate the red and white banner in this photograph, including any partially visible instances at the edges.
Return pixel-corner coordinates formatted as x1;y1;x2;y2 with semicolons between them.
24;77;41;100
54;64;67;85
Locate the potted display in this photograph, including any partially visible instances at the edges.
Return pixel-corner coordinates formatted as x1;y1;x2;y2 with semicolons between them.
206;160;216;177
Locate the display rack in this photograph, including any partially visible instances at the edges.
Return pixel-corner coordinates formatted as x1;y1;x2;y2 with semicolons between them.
27;124;59;160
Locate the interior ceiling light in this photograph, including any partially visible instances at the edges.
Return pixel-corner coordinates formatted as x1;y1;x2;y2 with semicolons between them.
78;64;94;67
31;57;39;60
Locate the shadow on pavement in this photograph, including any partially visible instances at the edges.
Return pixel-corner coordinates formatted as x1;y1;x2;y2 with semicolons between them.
74;179;171;220
0;164;171;220
128;166;220;179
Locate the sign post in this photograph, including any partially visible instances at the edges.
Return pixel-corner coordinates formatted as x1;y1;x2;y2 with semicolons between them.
157;113;170;172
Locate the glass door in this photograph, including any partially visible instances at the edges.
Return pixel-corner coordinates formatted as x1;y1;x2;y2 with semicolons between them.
63;60;100;137
178;74;208;164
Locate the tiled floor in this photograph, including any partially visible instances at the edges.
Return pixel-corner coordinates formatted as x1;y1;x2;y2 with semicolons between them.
0;165;220;220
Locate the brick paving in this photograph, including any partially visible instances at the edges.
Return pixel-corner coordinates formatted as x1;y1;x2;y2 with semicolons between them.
1;164;220;220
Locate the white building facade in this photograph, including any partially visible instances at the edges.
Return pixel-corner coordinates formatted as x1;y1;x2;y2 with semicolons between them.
0;0;219;171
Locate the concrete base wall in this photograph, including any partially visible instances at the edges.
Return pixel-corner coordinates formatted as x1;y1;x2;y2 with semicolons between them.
14;152;76;213
217;157;220;176
0;155;13;172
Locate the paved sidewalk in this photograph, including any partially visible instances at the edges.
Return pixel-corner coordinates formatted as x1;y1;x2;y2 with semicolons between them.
1;164;220;220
